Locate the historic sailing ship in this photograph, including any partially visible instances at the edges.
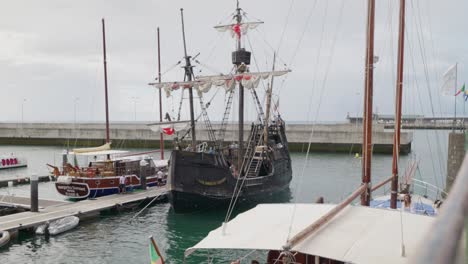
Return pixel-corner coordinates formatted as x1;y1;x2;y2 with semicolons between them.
51;19;167;199
149;4;292;212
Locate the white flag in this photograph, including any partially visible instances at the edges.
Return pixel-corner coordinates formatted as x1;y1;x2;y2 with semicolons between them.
441;64;457;95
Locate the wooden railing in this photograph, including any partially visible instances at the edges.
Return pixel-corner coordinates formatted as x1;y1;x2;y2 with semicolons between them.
412;155;468;263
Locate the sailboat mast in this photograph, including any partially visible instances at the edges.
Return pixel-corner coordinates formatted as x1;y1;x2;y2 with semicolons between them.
264;53;276;145
235;3;244;169
361;0;376;206
391;0;406;209
157;27;164;160
180;8;197;150
101;18;110;144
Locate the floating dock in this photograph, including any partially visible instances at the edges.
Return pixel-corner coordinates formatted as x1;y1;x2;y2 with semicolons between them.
0;186;167;232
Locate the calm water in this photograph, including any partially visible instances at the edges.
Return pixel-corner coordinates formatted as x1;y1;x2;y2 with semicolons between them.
0;130;449;263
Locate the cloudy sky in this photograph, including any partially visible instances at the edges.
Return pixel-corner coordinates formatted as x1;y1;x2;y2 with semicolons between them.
0;0;466;123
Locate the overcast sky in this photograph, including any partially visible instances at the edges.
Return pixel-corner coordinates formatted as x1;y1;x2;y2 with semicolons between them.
0;0;466;123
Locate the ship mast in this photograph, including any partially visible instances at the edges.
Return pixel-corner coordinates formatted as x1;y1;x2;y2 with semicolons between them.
157;27;164;160
390;0;406;209
361;0;375;206
180;8;197;150
235;1;245;169
101;18;110;144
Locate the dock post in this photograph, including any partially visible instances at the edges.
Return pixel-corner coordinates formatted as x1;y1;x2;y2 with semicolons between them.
140;159;148;190
30;173;39;212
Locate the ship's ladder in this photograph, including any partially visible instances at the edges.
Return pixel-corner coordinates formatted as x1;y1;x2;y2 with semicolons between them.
198;94;217;145
217;90;235;146
241;124;265;178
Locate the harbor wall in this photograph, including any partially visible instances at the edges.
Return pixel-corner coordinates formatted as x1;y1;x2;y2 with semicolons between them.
0;122;412;154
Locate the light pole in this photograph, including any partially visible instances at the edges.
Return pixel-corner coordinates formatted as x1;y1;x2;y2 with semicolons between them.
131;97;139;122
73;97;79;129
21;98;27;135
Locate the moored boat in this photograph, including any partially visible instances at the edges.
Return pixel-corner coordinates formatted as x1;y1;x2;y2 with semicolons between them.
36;216;80;236
149;3;292;213
0;154;27;170
0;230;10;248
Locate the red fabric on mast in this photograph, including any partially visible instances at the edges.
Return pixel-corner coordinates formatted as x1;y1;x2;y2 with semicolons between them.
233;24;241;38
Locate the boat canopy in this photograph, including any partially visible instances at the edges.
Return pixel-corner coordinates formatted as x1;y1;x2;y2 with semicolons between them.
149;70;290;97
72;143;111;154
185;203;434;264
70;150;128;156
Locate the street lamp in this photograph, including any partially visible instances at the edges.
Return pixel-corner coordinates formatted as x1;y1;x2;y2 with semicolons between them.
74;97;80;129
21;98;27;134
131;97;139;122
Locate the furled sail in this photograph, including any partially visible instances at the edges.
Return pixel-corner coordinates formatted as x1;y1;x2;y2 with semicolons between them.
147;120;191;135
149;70;290;97
214;21;263;38
72;143;111;154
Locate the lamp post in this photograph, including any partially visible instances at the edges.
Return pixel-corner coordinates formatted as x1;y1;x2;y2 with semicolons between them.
131;96;139;122
21;98;27;135
74;97;80;130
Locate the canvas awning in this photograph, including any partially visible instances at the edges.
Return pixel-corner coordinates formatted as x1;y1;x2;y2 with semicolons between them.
185;204;434;264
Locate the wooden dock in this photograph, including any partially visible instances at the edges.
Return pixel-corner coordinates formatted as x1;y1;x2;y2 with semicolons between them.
0;186;167;232
0;175;53;188
0;195;68;209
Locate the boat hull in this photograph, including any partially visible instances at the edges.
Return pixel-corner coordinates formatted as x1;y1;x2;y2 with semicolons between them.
168;124;293;213
55;175;161;199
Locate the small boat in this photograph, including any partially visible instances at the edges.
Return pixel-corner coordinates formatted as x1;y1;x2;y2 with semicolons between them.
36;216;79;236
0;230;10;248
0;154;27;170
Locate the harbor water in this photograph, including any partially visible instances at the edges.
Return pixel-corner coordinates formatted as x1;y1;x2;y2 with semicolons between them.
0;130;448;263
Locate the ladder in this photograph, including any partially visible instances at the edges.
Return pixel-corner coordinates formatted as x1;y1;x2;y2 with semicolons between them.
217;90;235;146
240;124;264;177
250;88;265;124
198;94;217;144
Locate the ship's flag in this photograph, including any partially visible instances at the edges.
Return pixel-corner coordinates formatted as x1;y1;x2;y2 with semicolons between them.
455;83;467;101
149;236;164;264
441;64;457;95
162;127;175;135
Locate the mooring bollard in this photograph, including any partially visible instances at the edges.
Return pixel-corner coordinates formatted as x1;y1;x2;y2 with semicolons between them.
140;159;148;190
30;173;38;212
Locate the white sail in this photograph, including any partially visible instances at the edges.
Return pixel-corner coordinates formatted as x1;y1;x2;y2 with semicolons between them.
147;120;191;135
72;143;111;154
149;70;290;97
214;21;263;38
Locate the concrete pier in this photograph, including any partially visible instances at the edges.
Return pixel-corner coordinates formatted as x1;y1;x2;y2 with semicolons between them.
445;132;466;193
0;122;412;154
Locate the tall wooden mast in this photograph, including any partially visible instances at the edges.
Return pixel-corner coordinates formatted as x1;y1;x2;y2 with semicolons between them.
180;8;197;150
361;0;376;206
235;2;245;169
391;0;406;209
101;18;111;144
157;27;164;160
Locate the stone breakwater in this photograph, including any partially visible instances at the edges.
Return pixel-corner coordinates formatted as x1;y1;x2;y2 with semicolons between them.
0;122;412;154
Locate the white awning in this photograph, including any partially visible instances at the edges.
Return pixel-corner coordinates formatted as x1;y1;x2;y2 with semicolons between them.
186;204;434;264
72;143;111;154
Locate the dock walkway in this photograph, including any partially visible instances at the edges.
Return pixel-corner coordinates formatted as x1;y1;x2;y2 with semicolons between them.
0;186;167;232
0;195;68;209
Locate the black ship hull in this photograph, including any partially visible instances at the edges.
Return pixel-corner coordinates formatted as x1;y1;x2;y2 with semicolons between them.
168;124;292;213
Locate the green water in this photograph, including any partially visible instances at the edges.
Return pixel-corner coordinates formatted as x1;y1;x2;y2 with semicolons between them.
0;130;449;263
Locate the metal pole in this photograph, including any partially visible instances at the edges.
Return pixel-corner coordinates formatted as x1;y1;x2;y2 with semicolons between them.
391;0;405;209
30;173;38;212
140;160;148;190
102;18;110;144
180;9;196;150
157;27;164;160
361;0;376;206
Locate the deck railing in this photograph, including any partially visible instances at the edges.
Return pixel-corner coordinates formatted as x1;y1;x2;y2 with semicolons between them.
412;155;468;263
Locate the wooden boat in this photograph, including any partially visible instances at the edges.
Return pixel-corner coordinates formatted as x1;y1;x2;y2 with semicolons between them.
0;154;27;170
148;3;292;213
49;19;167;199
36;216;79;236
0;230;10;248
53;150;167;199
